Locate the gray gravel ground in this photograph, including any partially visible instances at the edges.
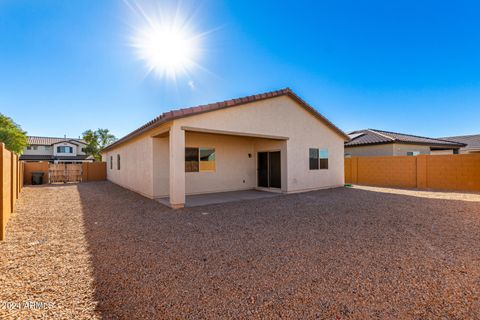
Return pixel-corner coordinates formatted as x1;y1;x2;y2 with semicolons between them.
1;181;479;319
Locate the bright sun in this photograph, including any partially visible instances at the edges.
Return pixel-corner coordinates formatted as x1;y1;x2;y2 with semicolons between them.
127;1;202;80
133;25;199;79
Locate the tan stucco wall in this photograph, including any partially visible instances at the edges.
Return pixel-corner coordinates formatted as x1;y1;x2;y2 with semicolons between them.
346;143;435;157
392;144;431;156
430;149;454;155
104;135;155;198
345;144;394;157
152;136;169;198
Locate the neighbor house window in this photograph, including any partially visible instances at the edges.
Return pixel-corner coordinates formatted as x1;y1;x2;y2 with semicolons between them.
26;146;32;150
117;154;120;170
57;146;73;153
81;147;86;153
309;148;329;170
185;147;216;172
407;151;420;156
110;156;113;169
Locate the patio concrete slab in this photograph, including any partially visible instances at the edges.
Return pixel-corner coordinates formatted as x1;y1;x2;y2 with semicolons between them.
157;189;281;207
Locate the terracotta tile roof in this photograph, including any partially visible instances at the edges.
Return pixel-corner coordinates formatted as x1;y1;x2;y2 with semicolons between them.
102;88;349;152
28;136;86;146
439;134;480;152
346;129;466;147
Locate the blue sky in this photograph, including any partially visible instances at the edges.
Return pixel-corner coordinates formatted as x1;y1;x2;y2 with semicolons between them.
1;0;479;139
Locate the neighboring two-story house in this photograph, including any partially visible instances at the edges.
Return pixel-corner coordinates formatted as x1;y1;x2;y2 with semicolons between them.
20;136;95;163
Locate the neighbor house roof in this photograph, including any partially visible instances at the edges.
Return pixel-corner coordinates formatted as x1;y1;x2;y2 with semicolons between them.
102;88;350;152
28;136;86;146
345;129;466;148
438;134;480;152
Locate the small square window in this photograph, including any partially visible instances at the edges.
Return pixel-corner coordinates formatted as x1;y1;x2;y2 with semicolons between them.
185;147;216;172
309;148;329;170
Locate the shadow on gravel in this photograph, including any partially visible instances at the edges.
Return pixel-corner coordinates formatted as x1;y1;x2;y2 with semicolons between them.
77;181;480;319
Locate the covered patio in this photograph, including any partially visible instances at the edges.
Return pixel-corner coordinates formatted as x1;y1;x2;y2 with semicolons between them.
152;125;289;208
156;189;281;207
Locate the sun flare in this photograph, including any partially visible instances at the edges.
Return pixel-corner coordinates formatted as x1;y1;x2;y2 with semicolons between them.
133;24;199;79
126;1;203;80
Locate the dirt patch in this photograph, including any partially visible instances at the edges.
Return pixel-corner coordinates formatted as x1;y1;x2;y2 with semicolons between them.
353;184;480;202
1;182;479;319
0;184;99;319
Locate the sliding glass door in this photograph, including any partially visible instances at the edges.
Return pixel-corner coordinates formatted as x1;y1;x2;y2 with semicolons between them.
257;151;281;189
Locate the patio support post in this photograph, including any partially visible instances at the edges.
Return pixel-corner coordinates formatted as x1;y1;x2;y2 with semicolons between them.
169;125;185;209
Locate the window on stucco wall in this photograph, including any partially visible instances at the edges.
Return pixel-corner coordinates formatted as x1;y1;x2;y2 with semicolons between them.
309;148;329;170
185;147;215;172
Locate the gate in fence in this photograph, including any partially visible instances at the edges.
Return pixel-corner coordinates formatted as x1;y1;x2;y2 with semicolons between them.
48;163;83;183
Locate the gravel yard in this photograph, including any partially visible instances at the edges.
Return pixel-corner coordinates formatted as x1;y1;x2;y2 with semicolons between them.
1;182;479;319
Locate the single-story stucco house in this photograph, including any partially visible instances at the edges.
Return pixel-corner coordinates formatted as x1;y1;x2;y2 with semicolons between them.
438;134;480;154
345;129;466;157
101;88;349;208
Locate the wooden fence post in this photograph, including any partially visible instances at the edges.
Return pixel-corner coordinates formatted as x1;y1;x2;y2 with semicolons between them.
82;163;88;182
10;152;15;213
17;159;21;197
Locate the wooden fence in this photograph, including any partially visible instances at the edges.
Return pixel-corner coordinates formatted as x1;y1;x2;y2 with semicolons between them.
345;154;480;192
82;162;107;181
0;143;24;240
23;161;49;185
24;162;106;185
